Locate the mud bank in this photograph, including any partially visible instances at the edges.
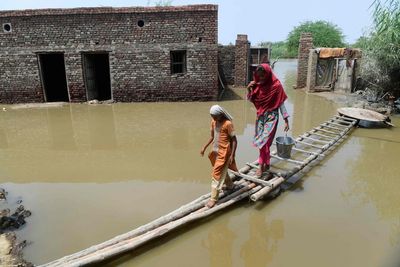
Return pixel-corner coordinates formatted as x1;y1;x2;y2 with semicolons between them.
0;188;32;266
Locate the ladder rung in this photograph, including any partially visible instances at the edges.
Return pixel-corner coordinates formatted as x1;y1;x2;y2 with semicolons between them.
335;115;357;122
292;147;325;157
313;127;338;135
329;118;352;125
321;124;343;131
296;140;325;149
309;131;336;140
325;121;350;128
245;163;282;177
271;154;304;165
300;135;330;144
229;170;273;187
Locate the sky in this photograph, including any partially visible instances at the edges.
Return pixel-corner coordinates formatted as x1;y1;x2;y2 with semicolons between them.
0;0;374;45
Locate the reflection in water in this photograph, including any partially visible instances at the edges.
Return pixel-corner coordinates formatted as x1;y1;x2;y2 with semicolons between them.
0;128;8;149
47;106;76;150
344;123;400;246
240;211;284;266
88;105;117;150
0;60;399;267
202;217;235;267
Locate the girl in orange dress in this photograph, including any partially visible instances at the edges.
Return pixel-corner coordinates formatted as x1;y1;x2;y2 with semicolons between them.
201;105;238;208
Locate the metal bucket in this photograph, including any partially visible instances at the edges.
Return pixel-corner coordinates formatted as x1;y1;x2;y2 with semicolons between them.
275;135;295;159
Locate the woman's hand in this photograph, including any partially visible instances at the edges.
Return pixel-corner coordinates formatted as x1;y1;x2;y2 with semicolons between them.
200;147;206;156
284;119;290;132
246;81;256;92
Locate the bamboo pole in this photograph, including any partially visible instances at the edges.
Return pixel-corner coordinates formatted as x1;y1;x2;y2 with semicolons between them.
46;182;263;267
41;118;357;266
41;162;258;267
250;176;285;201
249;118;357;201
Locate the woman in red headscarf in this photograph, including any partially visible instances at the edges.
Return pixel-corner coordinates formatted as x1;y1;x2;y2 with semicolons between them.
247;64;290;178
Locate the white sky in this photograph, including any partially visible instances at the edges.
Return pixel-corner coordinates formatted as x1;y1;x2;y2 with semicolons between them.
0;0;374;45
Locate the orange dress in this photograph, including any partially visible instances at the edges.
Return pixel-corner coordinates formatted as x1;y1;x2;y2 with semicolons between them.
208;119;238;180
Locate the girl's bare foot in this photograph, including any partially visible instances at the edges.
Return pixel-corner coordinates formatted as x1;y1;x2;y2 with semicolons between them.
205;199;216;208
255;165;264;178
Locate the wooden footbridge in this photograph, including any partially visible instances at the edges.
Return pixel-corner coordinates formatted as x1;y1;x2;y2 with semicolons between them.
40;114;358;267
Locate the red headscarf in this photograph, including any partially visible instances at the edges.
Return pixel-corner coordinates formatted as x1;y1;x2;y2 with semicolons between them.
248;63;287;116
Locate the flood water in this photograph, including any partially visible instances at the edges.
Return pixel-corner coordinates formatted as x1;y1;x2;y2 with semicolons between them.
1;59;399;267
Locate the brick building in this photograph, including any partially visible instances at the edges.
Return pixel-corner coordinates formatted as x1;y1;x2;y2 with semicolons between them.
0;5;218;103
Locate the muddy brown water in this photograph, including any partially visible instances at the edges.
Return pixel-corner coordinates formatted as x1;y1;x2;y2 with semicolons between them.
0;59;399;267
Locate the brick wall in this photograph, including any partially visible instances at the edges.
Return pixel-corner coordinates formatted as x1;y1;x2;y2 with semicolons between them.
234;34;250;87
218;45;235;85
0;5;218;103
296;32;313;89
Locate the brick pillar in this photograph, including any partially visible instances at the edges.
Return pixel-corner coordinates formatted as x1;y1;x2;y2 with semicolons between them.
296;32;313;89
306;49;318;92
234;34;250;87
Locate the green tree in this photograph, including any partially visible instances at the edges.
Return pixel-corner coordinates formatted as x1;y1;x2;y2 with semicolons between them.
357;0;400;94
286;20;345;57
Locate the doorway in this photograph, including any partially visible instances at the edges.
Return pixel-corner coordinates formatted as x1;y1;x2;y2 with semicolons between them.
38;53;69;102
82;53;112;101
